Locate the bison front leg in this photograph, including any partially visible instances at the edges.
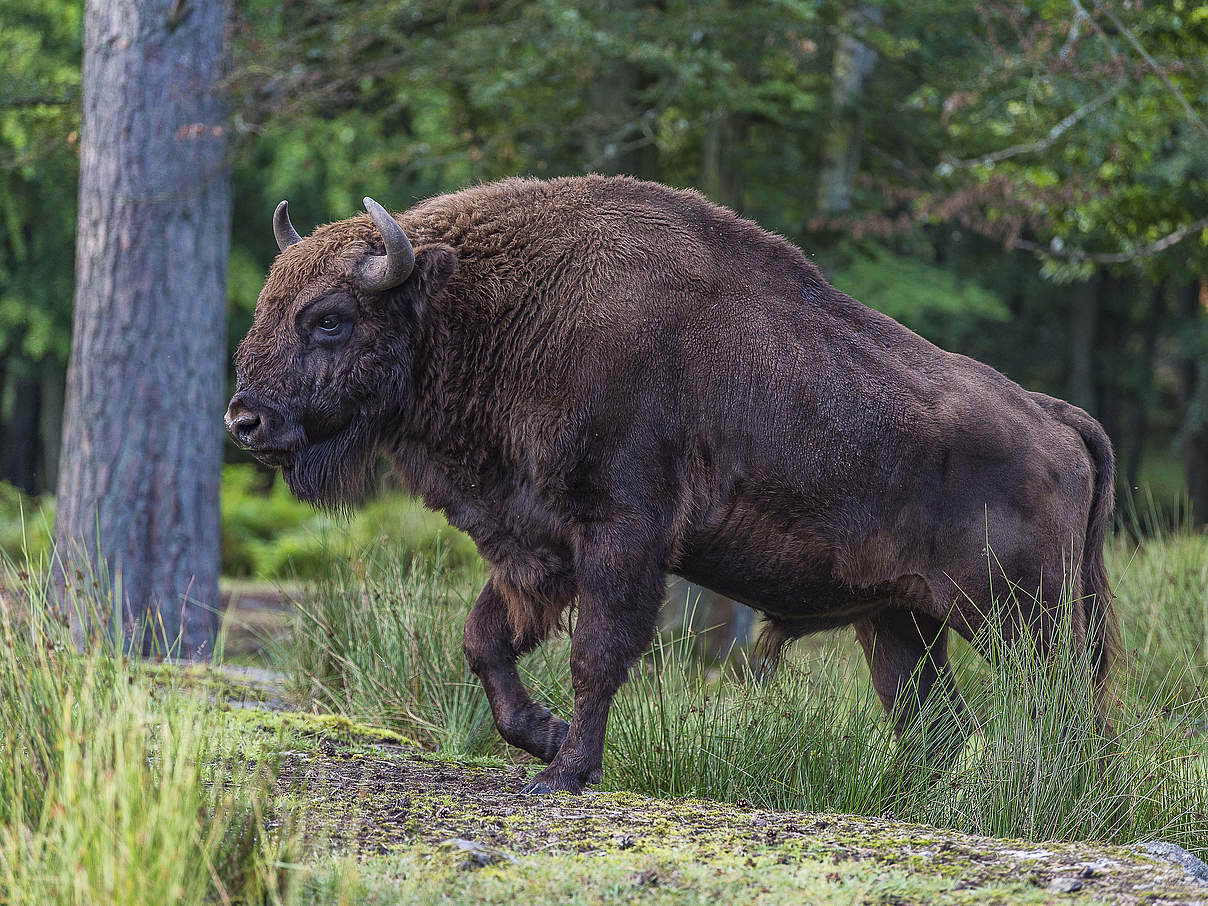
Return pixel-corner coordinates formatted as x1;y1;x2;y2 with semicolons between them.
464;579;568;762
523;541;664;795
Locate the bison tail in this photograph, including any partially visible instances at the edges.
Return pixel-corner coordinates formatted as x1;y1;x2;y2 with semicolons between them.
1064;404;1121;696
749;618;797;682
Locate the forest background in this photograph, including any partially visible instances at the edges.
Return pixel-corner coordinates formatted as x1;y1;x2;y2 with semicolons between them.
3;0;1208;577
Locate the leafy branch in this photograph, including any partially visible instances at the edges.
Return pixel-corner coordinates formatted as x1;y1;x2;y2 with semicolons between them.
1011;216;1208;264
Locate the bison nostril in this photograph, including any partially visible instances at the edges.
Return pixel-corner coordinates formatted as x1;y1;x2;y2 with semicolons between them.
229;411;261;443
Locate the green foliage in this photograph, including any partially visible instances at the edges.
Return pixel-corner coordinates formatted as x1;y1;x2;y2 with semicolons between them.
0;481;52;566
219;464;480;580
831;248;1009;349
0;469;481;581
0;0;79;366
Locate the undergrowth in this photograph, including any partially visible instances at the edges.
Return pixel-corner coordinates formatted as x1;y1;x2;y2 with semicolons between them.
0;558;294;906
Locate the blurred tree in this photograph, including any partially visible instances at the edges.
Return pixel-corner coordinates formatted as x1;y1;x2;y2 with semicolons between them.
56;0;230;656
0;0;81;492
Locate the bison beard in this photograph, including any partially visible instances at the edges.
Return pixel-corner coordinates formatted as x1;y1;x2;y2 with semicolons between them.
282;415;381;507
231;175;1120;797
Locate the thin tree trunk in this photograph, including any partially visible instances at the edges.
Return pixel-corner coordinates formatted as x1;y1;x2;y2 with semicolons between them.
583;2;647;178
1124;282;1164;490
701;116;747;210
815;1;881;214
1179;279;1208;524
3;374;41;494
57;0;230;657
1066;273;1100;412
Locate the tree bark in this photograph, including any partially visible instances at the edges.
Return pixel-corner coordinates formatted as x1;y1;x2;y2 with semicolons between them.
2;374;41;494
1179;279;1208;525
815;1;881;214
1066;273;1100;413
57;0;230;656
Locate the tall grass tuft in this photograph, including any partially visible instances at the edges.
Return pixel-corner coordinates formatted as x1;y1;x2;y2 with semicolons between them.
0;556;293;906
606;629;899;815
607;589;1208;853
286;543;570;756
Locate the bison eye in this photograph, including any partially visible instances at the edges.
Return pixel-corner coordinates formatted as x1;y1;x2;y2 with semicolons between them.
317;315;343;333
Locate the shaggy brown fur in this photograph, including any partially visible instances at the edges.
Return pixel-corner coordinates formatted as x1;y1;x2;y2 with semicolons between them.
228;175;1119;794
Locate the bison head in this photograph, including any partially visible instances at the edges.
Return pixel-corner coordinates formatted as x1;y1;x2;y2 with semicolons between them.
225;197;455;504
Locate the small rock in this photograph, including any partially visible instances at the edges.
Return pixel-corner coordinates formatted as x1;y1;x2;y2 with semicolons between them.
1138;841;1208;884
632;868;659;887
616;834;635;850
1048;878;1084;894
440;837;515;869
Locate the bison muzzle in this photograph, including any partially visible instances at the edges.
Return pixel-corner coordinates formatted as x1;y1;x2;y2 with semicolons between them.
227;175;1119;795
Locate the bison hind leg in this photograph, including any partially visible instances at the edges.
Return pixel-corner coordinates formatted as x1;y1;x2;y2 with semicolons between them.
855;608;975;774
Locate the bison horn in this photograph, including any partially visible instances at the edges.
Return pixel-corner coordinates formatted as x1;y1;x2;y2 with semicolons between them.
358;197;415;292
273;200;303;251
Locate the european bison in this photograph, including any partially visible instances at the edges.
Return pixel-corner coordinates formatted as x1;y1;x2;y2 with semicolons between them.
227;175;1118;794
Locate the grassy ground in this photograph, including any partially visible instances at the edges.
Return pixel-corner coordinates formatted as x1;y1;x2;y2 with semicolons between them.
29;660;1205;906
282;537;1208;853
3;526;1208;903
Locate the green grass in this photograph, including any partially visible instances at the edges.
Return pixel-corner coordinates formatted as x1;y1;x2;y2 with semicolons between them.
284;543;568;756
6;515;1208;901
282;532;1208;856
0;560;293;906
218;465;480;581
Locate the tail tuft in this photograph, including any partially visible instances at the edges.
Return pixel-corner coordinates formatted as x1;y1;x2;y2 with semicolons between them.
1039;396;1121;693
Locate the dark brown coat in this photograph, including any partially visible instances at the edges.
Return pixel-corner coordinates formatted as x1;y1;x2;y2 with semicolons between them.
228;175;1118;793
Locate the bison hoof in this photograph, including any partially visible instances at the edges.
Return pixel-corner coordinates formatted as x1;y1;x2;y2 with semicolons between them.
521;764;596;795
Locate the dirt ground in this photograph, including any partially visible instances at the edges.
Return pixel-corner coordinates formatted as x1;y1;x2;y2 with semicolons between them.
261;727;1208;906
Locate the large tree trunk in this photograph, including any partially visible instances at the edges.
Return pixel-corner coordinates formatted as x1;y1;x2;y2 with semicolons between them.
57;0;230;656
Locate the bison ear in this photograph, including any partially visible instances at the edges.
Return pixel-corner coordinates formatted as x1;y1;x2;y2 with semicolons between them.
397;244;456;317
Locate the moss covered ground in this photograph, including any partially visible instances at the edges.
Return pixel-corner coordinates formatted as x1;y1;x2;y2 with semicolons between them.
175;665;1208;906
